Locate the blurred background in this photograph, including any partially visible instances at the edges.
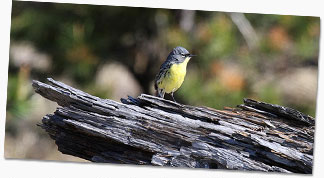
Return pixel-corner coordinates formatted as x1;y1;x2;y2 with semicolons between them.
5;1;320;162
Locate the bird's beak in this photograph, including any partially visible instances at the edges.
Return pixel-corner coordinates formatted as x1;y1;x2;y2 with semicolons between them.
189;54;196;57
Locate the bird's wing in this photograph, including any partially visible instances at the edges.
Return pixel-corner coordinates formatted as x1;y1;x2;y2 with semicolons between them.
154;60;172;90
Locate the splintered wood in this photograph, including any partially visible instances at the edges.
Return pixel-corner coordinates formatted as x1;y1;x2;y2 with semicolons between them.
32;78;314;174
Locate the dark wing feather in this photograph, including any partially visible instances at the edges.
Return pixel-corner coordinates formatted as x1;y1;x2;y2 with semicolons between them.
154;59;172;90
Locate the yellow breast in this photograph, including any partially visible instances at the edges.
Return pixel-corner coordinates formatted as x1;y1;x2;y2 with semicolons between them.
158;58;190;93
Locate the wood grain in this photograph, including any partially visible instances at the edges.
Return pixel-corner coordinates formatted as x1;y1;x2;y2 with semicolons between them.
32;78;314;173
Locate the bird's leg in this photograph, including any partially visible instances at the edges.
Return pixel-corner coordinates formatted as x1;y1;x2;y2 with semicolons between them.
171;92;177;103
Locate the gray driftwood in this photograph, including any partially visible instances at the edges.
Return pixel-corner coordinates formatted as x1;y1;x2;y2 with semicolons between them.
32;78;315;174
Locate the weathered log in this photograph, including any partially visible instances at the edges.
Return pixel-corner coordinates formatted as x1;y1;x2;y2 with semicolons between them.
32;78;315;174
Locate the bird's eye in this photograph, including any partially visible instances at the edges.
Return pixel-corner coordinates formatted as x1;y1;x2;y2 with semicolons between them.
180;53;188;57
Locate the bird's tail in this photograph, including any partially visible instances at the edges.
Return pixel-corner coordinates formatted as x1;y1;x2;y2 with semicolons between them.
154;78;164;98
156;89;165;98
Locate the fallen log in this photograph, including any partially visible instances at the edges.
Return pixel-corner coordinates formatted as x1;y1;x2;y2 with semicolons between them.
32;78;315;174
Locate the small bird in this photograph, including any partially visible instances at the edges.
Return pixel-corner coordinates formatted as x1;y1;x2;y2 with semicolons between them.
154;46;195;102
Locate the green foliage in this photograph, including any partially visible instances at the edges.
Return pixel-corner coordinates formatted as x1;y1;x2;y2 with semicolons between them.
6;74;32;120
257;83;282;105
178;71;246;109
8;1;320;123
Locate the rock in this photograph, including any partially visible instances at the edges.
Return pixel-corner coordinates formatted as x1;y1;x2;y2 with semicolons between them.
95;62;142;101
277;67;318;105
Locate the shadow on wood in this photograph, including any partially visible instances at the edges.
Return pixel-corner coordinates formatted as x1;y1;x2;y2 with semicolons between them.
32;78;315;174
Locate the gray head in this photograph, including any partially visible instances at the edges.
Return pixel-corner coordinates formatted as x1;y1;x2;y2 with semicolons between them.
167;46;195;63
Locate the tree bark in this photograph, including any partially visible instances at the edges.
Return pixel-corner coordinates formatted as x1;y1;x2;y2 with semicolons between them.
32;78;314;174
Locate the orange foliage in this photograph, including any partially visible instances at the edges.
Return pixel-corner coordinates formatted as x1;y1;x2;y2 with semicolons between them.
211;61;245;91
268;26;290;50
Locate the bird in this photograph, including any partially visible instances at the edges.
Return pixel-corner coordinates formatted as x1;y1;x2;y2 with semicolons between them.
154;46;195;102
